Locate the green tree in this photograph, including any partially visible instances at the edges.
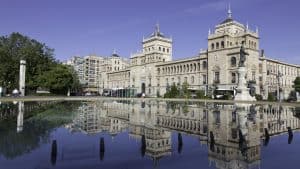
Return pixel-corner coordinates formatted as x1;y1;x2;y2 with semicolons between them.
196;90;206;99
164;83;179;98
182;81;191;99
0;32;55;92
0;32;81;95
293;77;300;93
37;64;81;95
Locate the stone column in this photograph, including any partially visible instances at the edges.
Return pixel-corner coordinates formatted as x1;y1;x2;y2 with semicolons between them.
19;60;26;96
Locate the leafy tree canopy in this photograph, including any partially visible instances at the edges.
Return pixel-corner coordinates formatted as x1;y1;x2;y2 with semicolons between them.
293;77;300;93
0;32;80;94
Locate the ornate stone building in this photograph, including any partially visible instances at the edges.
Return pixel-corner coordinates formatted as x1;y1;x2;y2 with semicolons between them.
70;8;300;99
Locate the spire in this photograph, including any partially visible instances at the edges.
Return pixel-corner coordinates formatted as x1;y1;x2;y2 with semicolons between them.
227;3;232;18
155;22;160;35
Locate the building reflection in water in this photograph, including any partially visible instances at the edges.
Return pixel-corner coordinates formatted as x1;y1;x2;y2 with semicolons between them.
65;100;300;169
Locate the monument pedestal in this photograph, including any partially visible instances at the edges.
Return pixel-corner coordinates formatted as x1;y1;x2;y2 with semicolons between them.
234;67;256;101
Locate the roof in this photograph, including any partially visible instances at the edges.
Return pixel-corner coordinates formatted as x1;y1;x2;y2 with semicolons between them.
112;53;120;57
150;31;165;38
220;18;234;24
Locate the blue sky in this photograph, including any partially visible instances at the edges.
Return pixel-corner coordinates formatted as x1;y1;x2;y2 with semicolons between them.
1;0;299;64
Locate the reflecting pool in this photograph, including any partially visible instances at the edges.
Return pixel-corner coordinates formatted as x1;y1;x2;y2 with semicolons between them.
0;100;300;169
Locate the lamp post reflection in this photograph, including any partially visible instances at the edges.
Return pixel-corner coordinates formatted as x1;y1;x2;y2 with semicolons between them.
141;135;146;157
177;133;183;154
100;137;105;161
51;140;57;166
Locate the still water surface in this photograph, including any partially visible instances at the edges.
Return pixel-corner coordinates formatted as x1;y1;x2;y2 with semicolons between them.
0;100;300;169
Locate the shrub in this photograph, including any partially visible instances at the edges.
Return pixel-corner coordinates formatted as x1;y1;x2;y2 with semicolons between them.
267;93;276;101
196;90;206;99
255;94;263;101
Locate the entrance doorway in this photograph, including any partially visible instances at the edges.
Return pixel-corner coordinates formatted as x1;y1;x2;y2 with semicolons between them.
141;83;146;94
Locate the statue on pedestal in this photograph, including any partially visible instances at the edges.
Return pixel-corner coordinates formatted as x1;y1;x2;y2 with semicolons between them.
239;41;248;67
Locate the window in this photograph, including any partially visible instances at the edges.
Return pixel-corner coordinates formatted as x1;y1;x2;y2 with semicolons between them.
202;75;207;84
259;64;262;73
216;42;219;49
214;72;220;84
221;41;225;48
202;61;207;69
231;73;236;83
211;43;215;50
191;76;194;84
231;57;236;67
178;77;181;84
252;71;256;81
159;47;161;51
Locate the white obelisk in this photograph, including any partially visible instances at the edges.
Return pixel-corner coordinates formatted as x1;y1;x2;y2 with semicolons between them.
19;60;26;96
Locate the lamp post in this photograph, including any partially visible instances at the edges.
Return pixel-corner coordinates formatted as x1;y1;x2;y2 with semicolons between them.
277;71;283;102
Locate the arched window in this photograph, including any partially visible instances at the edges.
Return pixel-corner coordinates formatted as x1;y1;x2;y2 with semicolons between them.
191;76;195;84
202;61;207;69
180;65;182;73
211;43;215;50
183;65;186;72
194;63;197;71
231;57;236;67
197;63;200;71
190;64;193;72
187;64;189;72
216;42;219;49
159;47;161;51
231;72;236;83
157;68;160;75
221;41;225;48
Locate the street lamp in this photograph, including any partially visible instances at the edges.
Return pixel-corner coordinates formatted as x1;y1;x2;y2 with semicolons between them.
277;71;283;102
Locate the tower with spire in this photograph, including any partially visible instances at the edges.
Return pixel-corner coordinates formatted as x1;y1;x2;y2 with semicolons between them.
206;5;260;96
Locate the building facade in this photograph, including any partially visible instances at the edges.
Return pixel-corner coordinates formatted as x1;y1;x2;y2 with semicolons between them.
66;52;129;93
69;9;300;99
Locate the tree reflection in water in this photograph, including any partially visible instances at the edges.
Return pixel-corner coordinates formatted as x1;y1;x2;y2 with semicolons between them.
0;101;79;159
